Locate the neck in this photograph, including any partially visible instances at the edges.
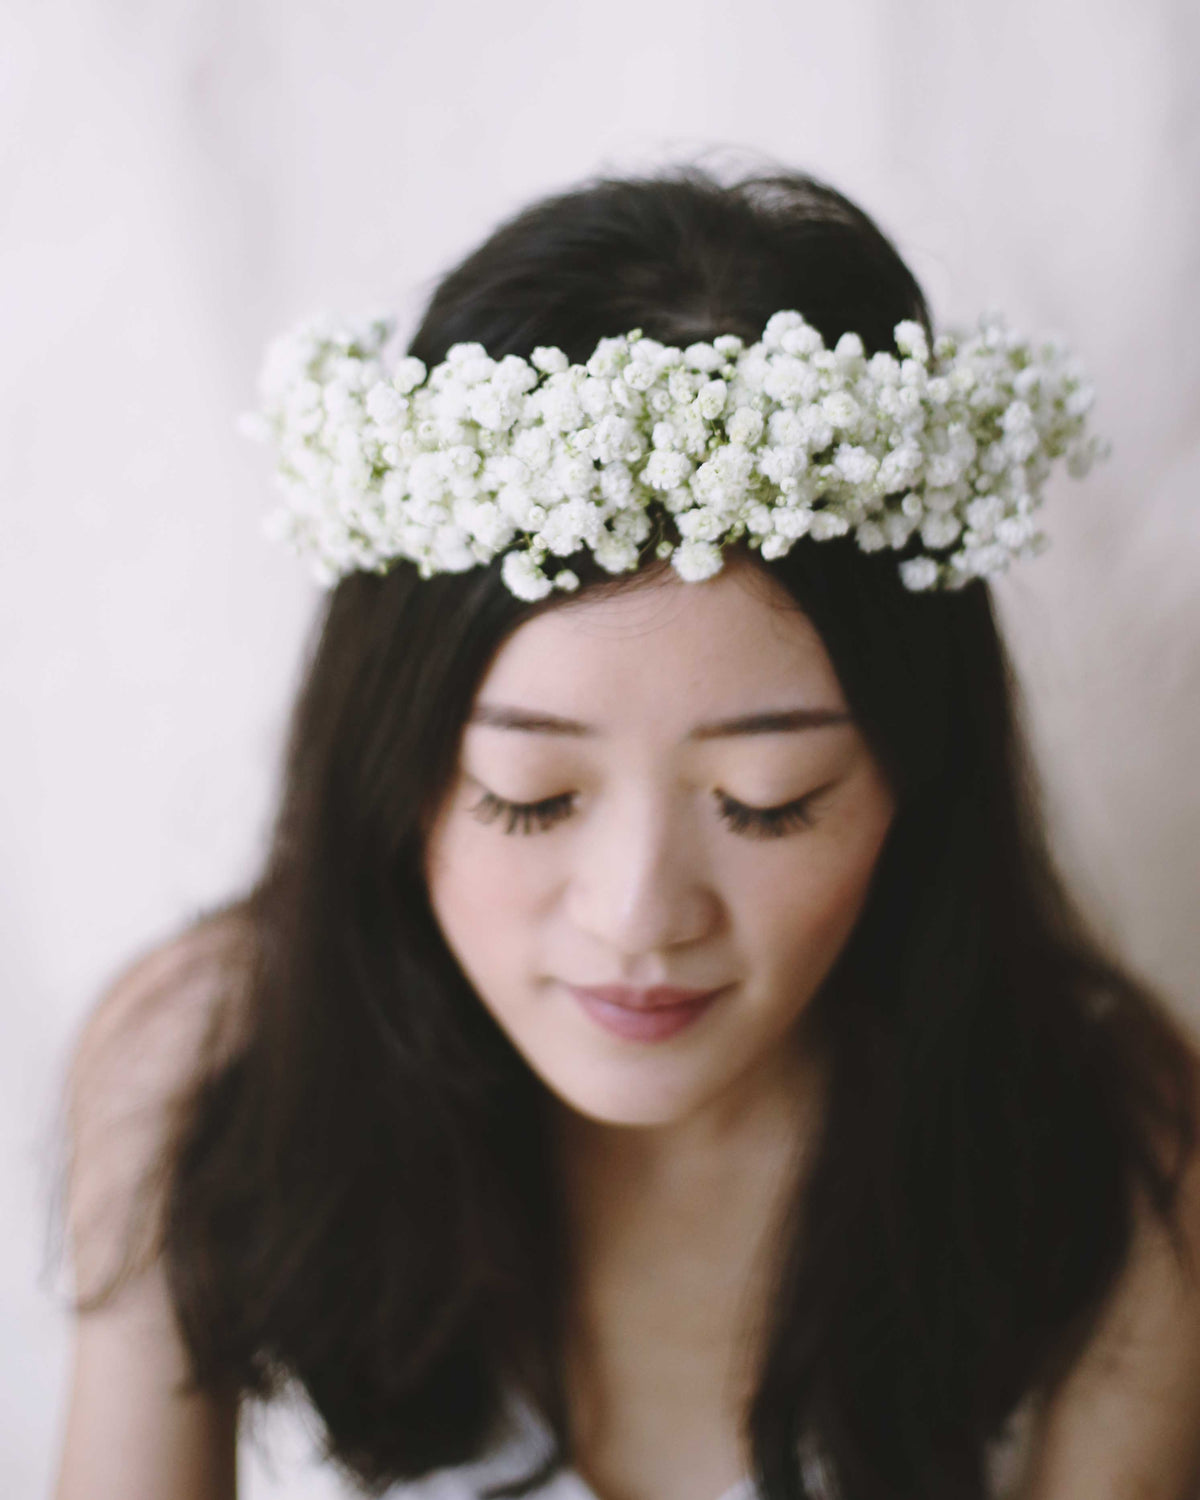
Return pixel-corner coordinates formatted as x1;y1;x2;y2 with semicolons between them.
552;1037;829;1500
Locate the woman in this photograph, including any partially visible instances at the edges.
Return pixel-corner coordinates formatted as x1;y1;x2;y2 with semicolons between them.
57;168;1200;1500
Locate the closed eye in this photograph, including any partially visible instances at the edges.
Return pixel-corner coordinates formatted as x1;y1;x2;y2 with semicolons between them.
715;788;824;840
470;788;576;836
467;784;830;840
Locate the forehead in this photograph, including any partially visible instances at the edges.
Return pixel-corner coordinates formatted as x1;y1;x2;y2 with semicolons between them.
473;562;848;729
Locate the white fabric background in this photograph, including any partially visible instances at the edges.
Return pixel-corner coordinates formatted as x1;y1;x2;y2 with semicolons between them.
3;1;1198;1494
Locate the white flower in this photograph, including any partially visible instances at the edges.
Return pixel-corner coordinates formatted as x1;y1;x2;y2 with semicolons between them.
764;357;821;405
593;415;638;464
856;521;887;552
598;463;633;504
672;539;724;582
746;503;774;534
894;321;930;363
900;492;924;520
531;346;569;375
612;508;652;543
643;450;693;490
431;525;477;573
580;375;616;418
365;383;407;426
592;533;639;574
391;356;427;394
966;494;1004;532
550;451;595;500
465;499;514;552
667;368;700;404
794;407;834;453
696;379;728;420
779;325;823;357
822;392;862;432
675;508;724;540
923;486;960;514
1066;383;1095;417
501;549;554;600
323;383;357;420
760;533;794;560
899;556;939;591
758;446;808;485
513;427;554;471
958;542;1010;578
253;308;1105;599
541;498;600;555
995;514;1035;549
773;504;814;540
877;443;923;493
767;409;807;447
834;332;865;365
833;445;879;486
920;513;962;549
622;354;661;392
727;407;764;446
445;344;495;387
762;311;806;346
684;342;724;373
866;351;901;386
539;384;584;432
470;384;524;432
596;334;636;371
497;483;537;526
809;510;851;541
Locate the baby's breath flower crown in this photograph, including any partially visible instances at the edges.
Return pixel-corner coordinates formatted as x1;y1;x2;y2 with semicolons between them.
244;310;1106;601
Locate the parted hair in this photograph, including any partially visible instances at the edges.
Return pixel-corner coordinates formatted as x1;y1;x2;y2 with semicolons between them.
85;167;1197;1500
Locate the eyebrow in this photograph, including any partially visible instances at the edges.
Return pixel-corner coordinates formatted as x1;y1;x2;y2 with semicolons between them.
468;704;853;739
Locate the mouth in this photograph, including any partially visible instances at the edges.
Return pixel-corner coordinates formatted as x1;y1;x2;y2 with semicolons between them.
564;983;727;1043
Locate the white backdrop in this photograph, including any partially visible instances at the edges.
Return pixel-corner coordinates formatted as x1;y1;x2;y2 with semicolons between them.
4;1;1199;1494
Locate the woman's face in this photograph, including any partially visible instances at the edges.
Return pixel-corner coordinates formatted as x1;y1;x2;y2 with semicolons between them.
424;559;896;1128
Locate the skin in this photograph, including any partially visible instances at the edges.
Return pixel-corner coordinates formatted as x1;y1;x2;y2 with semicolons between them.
426;556;1200;1500
55;559;1200;1500
425;558;895;1498
425;558;896;1132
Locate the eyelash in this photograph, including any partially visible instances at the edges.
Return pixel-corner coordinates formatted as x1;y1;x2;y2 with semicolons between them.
713;791;819;840
469;788;821;840
471;789;577;836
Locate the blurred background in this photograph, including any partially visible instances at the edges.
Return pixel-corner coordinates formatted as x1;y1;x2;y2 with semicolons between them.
3;0;1198;1493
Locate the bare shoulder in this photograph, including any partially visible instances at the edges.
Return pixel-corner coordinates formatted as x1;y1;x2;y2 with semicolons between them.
1023;1024;1200;1499
65;907;255;1304
56;914;250;1497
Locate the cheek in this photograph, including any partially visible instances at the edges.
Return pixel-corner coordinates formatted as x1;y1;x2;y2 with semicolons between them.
742;821;890;986
425;817;554;994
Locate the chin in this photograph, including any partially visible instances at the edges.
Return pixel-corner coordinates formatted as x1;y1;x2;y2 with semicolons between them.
560;1095;703;1130
537;1061;715;1129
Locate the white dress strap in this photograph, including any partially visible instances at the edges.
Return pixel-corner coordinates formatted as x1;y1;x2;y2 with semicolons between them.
386;1395;758;1499
391;1389;1038;1498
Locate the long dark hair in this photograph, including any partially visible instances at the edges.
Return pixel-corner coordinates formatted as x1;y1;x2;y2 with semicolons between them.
148;168;1195;1498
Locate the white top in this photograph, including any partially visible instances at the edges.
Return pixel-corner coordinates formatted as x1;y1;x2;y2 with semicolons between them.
387;1391;1038;1499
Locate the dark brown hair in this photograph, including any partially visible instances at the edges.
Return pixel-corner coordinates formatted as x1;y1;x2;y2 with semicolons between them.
116;168;1197;1500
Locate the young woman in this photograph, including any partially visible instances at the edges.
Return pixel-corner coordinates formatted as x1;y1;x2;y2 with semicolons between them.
56;168;1200;1500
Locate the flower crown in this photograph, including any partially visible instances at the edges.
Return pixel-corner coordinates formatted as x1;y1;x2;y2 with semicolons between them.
244;309;1106;601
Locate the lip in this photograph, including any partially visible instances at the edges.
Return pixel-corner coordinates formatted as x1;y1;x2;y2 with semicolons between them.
564;983;726;1043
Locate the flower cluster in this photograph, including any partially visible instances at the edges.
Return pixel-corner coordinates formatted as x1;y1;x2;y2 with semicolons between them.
243;308;1106;600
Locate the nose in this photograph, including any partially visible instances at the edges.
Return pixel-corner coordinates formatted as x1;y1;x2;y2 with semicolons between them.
563;786;721;959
